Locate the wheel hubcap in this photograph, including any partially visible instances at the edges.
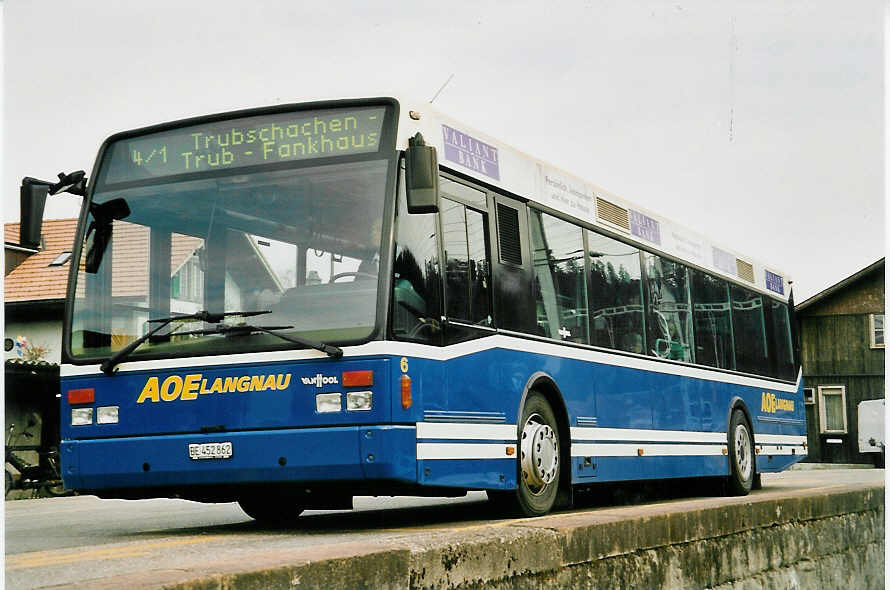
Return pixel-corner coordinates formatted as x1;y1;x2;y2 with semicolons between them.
520;413;559;495
734;424;752;480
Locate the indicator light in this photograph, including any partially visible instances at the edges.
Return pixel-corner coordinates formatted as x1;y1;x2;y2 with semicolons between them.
68;388;95;404
342;370;373;387
71;408;93;426
316;393;342;413
347;391;373;411
97;406;119;424
400;375;412;410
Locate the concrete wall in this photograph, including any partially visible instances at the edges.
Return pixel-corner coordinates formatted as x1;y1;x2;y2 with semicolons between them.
122;485;882;590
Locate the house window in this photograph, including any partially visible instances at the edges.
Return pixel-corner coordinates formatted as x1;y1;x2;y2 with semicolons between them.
803;388;815;405
48;251;72;266
870;314;885;349
818;386;847;434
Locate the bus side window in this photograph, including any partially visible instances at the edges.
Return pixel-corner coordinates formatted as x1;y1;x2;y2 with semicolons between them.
691;270;735;370
644;253;694;362
770;300;795;380
587;230;644;353
731;285;768;375
529;210;589;344
441;196;492;344
391;163;442;344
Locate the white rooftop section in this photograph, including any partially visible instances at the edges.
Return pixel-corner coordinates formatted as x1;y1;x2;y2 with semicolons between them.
395;98;791;301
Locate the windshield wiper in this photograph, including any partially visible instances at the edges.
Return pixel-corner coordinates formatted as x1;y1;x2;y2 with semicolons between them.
173;324;344;359
99;310;271;375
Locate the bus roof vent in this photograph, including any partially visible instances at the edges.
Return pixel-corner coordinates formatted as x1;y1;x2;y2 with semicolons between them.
595;196;630;231
736;258;755;282
496;203;522;265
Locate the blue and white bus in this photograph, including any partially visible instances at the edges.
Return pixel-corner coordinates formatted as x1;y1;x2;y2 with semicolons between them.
23;97;805;520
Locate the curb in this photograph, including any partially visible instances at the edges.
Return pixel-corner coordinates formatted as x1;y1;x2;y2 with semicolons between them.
44;483;885;590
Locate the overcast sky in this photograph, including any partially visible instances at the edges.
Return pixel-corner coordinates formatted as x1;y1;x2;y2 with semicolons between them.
3;0;884;301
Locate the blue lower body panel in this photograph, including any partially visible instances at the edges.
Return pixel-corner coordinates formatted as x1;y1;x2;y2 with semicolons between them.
61;425;417;491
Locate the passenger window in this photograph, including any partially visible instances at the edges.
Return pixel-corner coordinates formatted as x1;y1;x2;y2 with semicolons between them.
644;254;694;362
587;231;643;353
691;271;734;370
391;164;442;344
529;211;589;344
731;285;768;375
442;198;491;327
770;300;795;380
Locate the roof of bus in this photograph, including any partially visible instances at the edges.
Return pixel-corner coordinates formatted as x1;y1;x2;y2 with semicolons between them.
390;97;791;301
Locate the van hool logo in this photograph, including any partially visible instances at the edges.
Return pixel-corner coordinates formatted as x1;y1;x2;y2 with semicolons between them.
301;373;338;388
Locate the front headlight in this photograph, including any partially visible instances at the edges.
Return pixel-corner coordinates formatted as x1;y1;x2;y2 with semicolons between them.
71;408;93;426
346;391;372;411
316;393;342;413
97;406;119;424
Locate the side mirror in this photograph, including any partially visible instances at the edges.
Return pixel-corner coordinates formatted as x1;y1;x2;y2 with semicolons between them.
405;133;439;214
84;198;131;274
19;180;49;249
84;221;112;274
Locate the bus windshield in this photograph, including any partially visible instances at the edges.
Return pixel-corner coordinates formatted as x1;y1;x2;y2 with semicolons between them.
68;104;395;362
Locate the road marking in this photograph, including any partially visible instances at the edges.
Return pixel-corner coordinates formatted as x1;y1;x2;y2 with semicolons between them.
6;536;223;570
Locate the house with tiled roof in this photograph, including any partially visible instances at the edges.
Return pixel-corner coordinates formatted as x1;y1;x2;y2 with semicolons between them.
5;219;283;362
5;219;77;364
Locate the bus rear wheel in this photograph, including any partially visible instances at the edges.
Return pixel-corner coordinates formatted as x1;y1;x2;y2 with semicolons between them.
238;494;304;525
490;392;562;517
727;409;754;496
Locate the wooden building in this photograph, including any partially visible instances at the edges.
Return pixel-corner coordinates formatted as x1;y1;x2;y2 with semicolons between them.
796;258;885;464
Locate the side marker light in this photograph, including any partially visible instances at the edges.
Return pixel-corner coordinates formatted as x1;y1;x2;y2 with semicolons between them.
400;375;412;410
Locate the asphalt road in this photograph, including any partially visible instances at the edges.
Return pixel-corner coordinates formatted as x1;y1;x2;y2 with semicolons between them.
4;468;884;590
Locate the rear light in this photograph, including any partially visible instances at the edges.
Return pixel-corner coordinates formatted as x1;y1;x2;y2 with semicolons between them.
347;391;372;411
316;393;341;413
400;375;412;410
68;388;95;404
97;406;119;424
342;370;373;387
71;408;93;426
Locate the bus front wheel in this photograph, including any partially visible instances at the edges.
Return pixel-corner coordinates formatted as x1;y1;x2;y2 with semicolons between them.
238;494;304;526
490;392;562;517
727;409;754;496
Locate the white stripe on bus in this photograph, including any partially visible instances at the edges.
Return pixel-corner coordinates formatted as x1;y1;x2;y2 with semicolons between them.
571;443;727;457
571;426;726;443
61;336;802;394
416;422;516;440
416;443;516;460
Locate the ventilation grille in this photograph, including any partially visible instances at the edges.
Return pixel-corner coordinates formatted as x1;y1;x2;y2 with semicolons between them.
736;259;755;282
496;203;522;265
596;197;630;230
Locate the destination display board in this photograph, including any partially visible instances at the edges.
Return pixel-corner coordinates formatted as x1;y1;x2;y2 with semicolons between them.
100;106;387;185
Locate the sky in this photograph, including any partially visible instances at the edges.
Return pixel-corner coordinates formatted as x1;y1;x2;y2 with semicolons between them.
2;0;884;302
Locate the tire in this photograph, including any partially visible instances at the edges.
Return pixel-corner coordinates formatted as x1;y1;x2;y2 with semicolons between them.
727;409;754;496
42;482;70;497
238;494;304;525
489;392;562;517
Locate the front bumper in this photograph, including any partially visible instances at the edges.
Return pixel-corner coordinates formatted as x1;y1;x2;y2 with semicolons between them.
61;425;417;492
